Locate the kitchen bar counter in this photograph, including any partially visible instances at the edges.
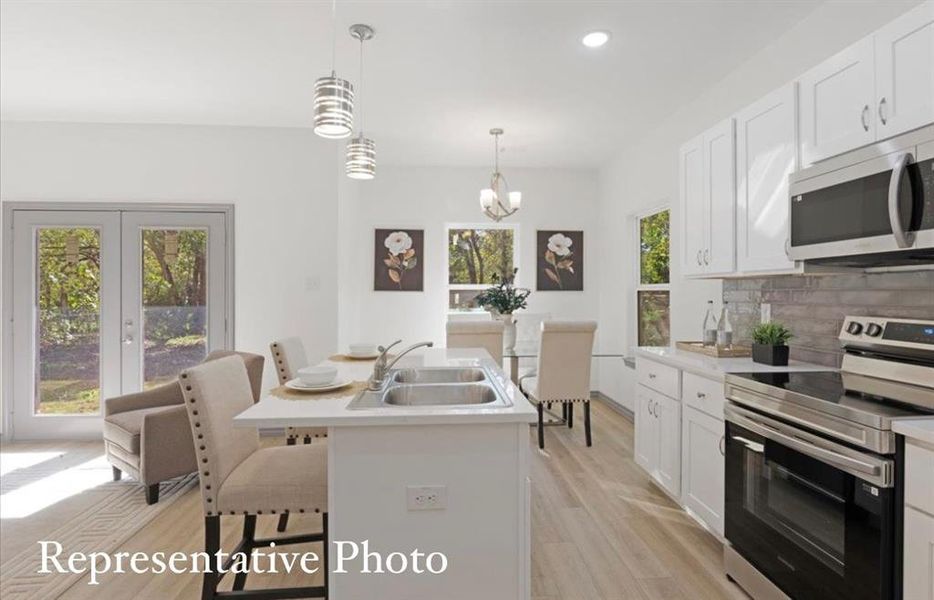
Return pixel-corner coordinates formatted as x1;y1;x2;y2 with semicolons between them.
634;346;830;381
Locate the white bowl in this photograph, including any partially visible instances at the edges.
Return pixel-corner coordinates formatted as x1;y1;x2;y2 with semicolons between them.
349;343;377;356
297;365;338;386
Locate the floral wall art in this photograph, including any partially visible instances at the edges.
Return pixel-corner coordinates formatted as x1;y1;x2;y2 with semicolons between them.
536;230;583;291
374;229;424;291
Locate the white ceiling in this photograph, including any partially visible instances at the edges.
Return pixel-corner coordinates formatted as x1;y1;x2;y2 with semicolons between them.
0;0;825;168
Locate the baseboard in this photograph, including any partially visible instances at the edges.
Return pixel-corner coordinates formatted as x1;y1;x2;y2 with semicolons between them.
591;391;633;421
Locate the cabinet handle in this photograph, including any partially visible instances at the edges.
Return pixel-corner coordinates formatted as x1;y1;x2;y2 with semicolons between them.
703;249;709;265
719;435;726;456
696;250;702;265
647;399;654;415
878;97;887;125
653;402;660;418
696;392;706;399
648;373;657;379
861;105;870;131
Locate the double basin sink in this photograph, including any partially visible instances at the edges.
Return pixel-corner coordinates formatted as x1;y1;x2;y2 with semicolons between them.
347;367;510;410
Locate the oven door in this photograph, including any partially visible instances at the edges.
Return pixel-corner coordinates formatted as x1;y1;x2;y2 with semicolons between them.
724;403;896;600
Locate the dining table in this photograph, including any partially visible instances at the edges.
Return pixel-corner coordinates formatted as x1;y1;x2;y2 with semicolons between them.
503;341;628;383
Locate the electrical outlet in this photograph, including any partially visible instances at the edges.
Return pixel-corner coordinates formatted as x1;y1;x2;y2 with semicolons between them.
760;303;771;324
406;485;447;511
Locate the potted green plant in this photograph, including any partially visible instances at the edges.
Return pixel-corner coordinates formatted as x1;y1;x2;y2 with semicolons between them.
474;269;531;351
751;322;793;366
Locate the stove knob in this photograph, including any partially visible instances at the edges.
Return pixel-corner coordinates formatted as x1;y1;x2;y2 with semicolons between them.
846;321;864;335
866;323;883;337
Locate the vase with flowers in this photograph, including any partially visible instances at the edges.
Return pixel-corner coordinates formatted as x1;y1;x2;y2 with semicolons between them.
474;268;531;351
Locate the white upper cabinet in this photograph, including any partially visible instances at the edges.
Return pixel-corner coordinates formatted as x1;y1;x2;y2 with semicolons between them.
799;37;876;165
703;119;736;275
679;118;735;277
735;83;799;273
679;135;707;277
799;1;934;166
875;1;934;139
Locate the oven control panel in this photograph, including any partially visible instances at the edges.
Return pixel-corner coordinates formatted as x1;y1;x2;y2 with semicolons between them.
840;316;934;348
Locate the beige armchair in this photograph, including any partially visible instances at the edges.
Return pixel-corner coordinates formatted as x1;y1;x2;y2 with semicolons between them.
446;320;505;364
180;355;328;600
520;321;597;449
103;350;264;504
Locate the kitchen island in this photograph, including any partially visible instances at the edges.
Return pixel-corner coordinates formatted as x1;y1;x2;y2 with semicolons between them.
234;348;537;600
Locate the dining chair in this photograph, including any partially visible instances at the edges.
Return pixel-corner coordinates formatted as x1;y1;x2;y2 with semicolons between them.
180;355;328;600
103;350;264;504
446;320;505;364
520;321;597;450
270;337;329;444
513;312;551;382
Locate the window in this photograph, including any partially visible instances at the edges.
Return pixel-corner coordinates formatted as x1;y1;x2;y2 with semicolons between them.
635;209;670;346
447;225;517;311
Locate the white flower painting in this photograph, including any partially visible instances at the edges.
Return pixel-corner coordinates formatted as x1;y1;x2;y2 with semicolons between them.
375;229;424;291
537;230;583;291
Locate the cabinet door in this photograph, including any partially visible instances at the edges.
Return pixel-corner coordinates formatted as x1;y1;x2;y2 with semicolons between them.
655;393;682;498
634;386;658;474
904;506;934;600
703;118;736;275
735;83;798;273
679;135;707;276
681;406;725;535
875;1;934;139
799;37;876;165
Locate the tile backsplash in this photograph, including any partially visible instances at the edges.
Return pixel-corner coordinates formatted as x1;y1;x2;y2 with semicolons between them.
722;271;934;367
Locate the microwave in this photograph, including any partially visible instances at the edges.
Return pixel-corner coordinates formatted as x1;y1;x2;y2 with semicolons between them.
788;125;934;267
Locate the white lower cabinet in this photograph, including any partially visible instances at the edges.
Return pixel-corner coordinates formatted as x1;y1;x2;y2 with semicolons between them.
681;405;725;535
634;384;681;499
904;440;934;600
635;358;726;536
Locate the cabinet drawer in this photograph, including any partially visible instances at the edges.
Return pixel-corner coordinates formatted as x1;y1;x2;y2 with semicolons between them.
906;442;934;516
682;372;725;419
636;358;680;399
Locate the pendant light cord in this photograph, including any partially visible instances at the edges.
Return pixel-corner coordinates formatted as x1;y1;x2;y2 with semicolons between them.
330;0;337;74
357;34;365;133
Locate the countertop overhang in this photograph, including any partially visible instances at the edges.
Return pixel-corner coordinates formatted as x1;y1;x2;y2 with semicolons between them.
234;348;537;428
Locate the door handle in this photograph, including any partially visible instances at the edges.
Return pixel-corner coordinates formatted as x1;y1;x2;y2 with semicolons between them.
878;97;887;125
122;318;135;345
888;152;915;249
861;105;870;131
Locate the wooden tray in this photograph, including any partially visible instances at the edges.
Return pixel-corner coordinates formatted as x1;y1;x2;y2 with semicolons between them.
676;341;751;358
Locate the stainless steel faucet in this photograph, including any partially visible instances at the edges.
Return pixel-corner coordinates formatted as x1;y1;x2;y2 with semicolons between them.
367;340;434;391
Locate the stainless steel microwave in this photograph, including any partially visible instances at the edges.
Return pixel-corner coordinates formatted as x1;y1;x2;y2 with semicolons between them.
788;125;934;267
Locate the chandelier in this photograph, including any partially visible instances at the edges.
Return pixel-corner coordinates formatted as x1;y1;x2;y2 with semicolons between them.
480;128;521;222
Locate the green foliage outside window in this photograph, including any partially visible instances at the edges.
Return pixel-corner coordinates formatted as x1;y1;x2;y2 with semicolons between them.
640;210;670;285
448;228;514;285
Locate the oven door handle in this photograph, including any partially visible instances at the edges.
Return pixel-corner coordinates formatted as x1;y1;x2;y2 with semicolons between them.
725;404;892;486
888;152;915;249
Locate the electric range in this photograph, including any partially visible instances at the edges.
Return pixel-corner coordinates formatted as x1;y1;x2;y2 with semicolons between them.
722;316;934;600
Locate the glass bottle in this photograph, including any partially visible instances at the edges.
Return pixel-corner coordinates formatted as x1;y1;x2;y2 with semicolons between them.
702;300;718;346
717;302;733;349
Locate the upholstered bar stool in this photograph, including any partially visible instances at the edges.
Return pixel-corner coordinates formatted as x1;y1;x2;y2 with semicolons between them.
520;321;597;449
180;355;329;600
445;320;505;364
270;337;329;444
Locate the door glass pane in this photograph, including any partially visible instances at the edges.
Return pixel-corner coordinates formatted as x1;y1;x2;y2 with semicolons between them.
141;229;208;388
35;228;101;414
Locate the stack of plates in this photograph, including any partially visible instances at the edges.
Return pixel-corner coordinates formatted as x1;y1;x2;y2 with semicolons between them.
285;378;352;392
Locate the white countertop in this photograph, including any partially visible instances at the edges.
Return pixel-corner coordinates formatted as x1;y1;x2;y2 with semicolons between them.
893;417;934;446
634;346;832;381
234;348;537;428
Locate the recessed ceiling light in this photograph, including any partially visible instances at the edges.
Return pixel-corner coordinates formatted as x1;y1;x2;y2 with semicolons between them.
581;30;610;48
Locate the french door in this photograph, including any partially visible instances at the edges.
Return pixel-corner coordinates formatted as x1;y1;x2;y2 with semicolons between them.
8;207;230;439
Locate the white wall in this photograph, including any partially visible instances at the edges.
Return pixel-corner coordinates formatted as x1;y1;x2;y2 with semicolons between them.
595;0;923;410
0;121;341;390
337;165;601;353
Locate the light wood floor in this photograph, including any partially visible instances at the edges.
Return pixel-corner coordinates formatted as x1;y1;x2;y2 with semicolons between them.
2;401;748;599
